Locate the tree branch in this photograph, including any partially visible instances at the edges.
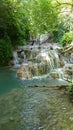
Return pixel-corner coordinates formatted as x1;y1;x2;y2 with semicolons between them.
56;0;73;7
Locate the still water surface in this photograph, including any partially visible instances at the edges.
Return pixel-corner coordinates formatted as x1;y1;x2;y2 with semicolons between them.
0;68;73;130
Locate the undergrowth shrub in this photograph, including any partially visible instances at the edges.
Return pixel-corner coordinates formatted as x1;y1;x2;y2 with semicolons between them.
0;38;12;66
67;82;73;94
60;32;73;46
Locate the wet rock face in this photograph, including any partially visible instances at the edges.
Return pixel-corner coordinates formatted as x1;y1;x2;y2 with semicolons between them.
70;53;73;63
17;50;60;79
59;60;65;67
50;72;60;79
59;55;65;67
14;42;72;80
17;63;50;79
9;60;14;66
35;50;59;66
40;34;49;44
17;71;23;78
64;64;73;71
63;64;73;80
20;51;25;58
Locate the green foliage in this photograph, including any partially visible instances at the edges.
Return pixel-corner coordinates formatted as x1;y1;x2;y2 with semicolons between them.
67;82;73;94
0;38;12;66
15;38;27;46
53;23;68;42
28;0;59;36
1;0;73;66
0;0;30;46
70;124;73;130
60;32;73;46
0;0;73;42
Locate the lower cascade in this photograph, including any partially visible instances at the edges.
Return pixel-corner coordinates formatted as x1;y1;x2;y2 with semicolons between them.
15;43;73;81
17;49;60;79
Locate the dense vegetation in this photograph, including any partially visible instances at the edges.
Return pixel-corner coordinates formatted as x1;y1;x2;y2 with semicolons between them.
0;37;12;66
0;0;73;66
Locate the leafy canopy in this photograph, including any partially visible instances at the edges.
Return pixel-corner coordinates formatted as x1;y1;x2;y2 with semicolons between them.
0;0;29;45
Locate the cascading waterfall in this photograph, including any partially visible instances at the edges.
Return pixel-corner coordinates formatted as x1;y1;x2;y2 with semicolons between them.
13;51;18;64
48;50;59;69
17;49;60;79
22;54;27;64
13;51;20;67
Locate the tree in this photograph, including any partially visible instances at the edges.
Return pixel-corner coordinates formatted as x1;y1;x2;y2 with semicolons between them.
55;0;73;32
0;0;30;66
0;37;13;66
27;0;59;36
0;0;29;46
53;0;73;44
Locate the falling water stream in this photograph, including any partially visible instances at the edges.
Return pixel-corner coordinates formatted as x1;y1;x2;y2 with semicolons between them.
0;68;73;130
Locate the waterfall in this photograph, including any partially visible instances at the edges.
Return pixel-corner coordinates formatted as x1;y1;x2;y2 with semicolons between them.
17;50;60;79
22;55;27;64
13;51;20;68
